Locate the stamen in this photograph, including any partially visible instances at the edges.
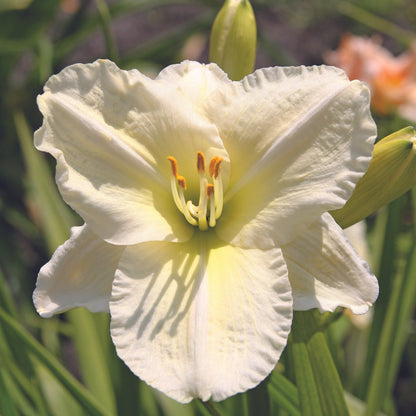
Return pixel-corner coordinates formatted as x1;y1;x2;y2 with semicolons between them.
209;156;219;178
167;156;178;179
214;171;223;219
167;152;224;230
209;157;224;219
197;177;208;231
167;157;182;213
177;175;187;190
213;157;223;179
177;176;198;226
197;151;205;174
206;183;215;197
207;184;216;227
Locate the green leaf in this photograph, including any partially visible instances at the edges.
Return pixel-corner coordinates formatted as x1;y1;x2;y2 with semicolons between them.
0;369;19;416
13;109;75;249
268;371;300;416
363;192;416;416
15;109;117;415
0;268;17;317
66;310;117;415
93;0;119;63
385;192;416;391
291;310;350;416
0;0;32;12
0;308;112;416
35;362;84;416
359;199;402;398
291;337;323;416
0;357;49;416
196;400;224;416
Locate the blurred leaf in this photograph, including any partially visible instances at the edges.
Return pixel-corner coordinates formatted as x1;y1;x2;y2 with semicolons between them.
364;191;416;416
0;308;112;416
291;335;323;416
0;0;32;12
339;1;415;46
385;190;416;393
291;311;349;416
0;369;19;416
0;268;17;317
15;109;118;414
195;399;225;416
120;12;213;67
0;0;60;42
268;371;301;416
359;199;402;398
14;109;75;249
35;362;84;416
37;34;54;82
66;309;117;415
54;0;202;65
94;0;119;63
0;358;49;416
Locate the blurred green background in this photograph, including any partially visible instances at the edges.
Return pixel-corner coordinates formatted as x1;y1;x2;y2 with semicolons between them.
1;1;416;415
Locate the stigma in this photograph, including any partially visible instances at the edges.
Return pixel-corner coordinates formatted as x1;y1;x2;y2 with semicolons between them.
167;152;224;231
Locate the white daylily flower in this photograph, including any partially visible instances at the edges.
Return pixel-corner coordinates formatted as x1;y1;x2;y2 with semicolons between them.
33;59;379;403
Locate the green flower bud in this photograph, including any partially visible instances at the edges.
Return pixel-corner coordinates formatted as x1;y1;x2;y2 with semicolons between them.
331;127;416;229
209;0;257;81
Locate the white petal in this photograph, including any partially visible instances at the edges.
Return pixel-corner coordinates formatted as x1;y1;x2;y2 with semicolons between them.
35;59;229;245
281;213;379;314
33;225;124;317
343;221;371;262
110;233;292;403
157;60;231;109
208;65;376;248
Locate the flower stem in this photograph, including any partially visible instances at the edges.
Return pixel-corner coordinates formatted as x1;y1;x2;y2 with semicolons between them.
197;399;224;416
94;0;119;63
291;310;349;416
338;1;415;47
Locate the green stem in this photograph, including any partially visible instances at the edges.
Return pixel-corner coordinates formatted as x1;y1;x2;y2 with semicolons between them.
359;200;402;396
386;200;416;393
338;1;415;47
291;311;350;416
365;195;416;415
94;0;119;63
197;399;224;416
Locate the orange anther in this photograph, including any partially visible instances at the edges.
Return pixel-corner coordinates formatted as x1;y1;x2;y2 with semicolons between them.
167;156;178;179
177;175;187;190
206;183;215;198
197;151;206;173
213;157;223;179
209;156;219;177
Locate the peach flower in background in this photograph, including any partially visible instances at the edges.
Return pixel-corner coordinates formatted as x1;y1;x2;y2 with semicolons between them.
325;34;416;121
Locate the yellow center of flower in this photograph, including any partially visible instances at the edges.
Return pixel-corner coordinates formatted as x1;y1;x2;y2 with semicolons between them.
167;152;224;231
